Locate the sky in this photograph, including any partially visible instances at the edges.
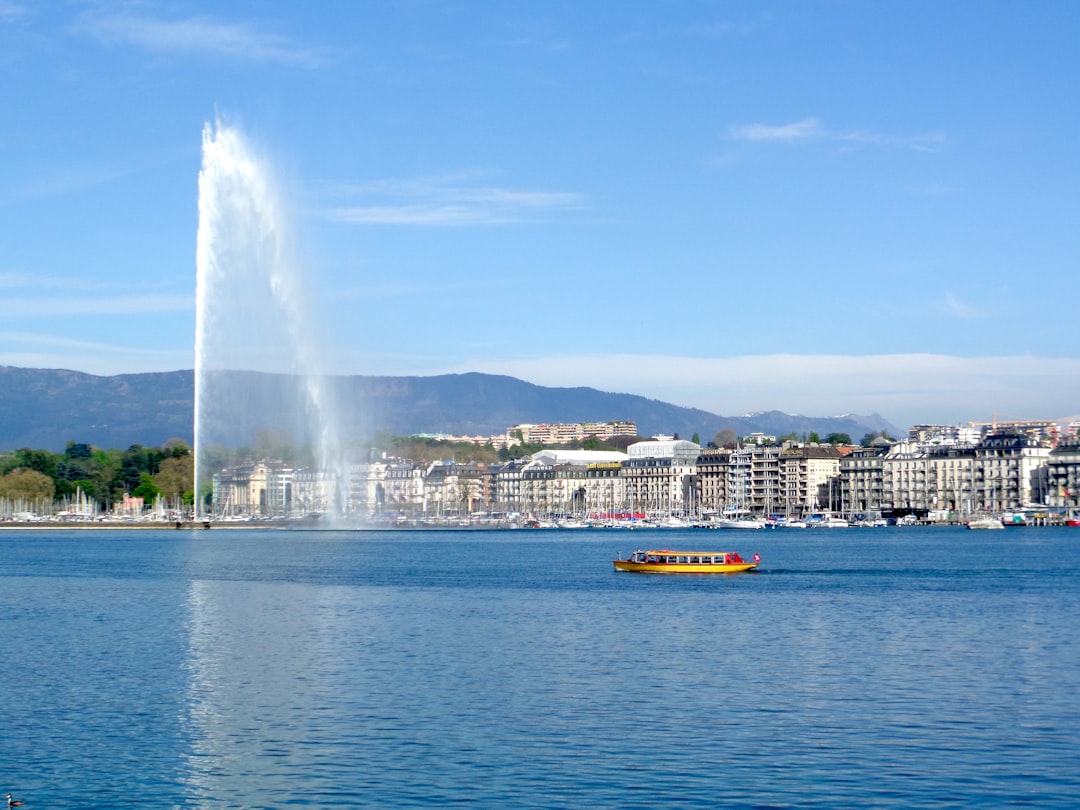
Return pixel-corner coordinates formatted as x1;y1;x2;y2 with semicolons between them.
2;0;1078;431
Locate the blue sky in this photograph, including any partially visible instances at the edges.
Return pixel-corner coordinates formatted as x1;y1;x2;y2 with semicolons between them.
2;1;1078;430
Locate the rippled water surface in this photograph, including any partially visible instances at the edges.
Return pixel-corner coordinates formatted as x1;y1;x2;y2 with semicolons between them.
2;527;1079;807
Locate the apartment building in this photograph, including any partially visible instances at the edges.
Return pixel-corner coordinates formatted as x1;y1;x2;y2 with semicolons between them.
382;460;425;514
973;433;1050;511
695;448;731;513
839;445;887;513
779;445;843;514
422;461;484;516
509;420;637;445
621;439;700;515
1046;439;1080;511
585;462;625;517
213;460;293;517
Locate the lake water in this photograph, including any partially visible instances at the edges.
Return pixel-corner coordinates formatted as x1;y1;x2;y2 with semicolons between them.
2;526;1079;808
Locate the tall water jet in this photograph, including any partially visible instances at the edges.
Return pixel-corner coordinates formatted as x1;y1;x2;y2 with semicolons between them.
194;119;347;520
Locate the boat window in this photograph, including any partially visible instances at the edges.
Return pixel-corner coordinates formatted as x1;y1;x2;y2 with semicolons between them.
678;556;688;564
689;556;700;564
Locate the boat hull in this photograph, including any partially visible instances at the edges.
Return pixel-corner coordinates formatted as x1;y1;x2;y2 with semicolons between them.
714;520;765;530
613;560;758;574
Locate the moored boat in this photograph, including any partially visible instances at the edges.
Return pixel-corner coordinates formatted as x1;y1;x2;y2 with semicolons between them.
714;517;766;530
613;549;760;573
967;515;1004;530
556;517;589;529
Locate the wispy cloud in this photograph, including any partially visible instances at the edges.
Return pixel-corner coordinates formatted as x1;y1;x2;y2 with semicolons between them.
902;181;960;196
330;276;517;300
316;175;584;226
0;0;27;24
938;292;978;319
0;162;134;206
730;117;944;152
0;293;193;317
72;9;331;68
0;272;107;291
2;330;156;353
0;331;193;374
729;117;823;143
686;19;760;38
326;205;516;226
838;129;946;153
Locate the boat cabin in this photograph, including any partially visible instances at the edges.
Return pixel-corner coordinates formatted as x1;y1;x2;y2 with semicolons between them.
630;551;745;565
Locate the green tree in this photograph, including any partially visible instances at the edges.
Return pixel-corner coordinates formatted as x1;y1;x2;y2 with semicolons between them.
132;472;161;504
115;445;154;494
54;479;78;499
65;441;93;460
691;432;701;445
2;448;59;478
0;468;55;501
711;429;738;449
155;456;194;504
824;432;852;445
860;430;895;447
71;479;100;502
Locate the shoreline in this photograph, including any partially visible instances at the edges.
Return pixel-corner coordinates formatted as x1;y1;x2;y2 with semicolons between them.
1;518;1074;531
0;520;276;531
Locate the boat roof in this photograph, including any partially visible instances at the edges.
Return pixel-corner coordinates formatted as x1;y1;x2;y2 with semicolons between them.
640;549;740;555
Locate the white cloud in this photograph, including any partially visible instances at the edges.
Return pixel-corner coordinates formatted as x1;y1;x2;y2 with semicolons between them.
324;204;516;226
0;163;132;206
0;294;193;317
729;117;822;143
939;292;977;319
72;10;330;68
839;129;946;153
329;276;516;300
316;176;584;226
730;117;944;153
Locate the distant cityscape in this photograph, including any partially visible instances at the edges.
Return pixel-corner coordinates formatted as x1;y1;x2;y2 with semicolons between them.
202;417;1080;528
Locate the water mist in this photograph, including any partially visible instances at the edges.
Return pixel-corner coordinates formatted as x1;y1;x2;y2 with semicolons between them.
194;119;347;520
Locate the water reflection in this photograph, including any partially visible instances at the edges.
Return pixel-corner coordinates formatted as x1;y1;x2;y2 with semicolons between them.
182;578;392;806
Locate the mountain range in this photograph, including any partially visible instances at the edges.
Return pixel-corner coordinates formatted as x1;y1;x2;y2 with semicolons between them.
0;365;899;452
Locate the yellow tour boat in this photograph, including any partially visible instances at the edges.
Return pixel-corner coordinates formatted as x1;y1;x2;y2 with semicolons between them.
613;549;760;574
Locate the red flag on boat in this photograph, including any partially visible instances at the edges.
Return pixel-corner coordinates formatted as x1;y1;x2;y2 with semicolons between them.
753;552;761;563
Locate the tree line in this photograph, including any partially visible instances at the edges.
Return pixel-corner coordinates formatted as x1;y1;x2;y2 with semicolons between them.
0;440;194;508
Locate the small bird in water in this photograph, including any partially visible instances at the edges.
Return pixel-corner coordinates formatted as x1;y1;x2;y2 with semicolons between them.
7;795;24;808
